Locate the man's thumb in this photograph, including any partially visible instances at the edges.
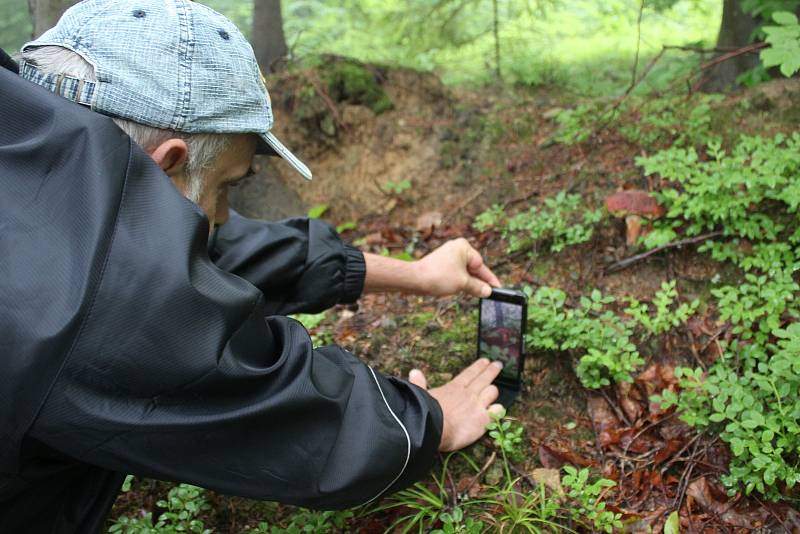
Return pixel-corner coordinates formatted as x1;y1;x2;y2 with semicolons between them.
408;369;428;390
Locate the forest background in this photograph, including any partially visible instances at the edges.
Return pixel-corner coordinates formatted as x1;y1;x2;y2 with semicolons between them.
2;0;724;95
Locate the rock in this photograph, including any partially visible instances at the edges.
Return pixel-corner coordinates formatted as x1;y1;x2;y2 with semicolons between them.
228;156;306;221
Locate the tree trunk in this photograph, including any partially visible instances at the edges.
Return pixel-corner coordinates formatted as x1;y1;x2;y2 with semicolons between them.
28;0;78;39
252;0;288;73
700;0;760;91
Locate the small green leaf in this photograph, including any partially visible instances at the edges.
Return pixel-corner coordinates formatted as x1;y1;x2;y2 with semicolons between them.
308;204;329;219
773;11;799;25
664;511;680;534
336;221;357;233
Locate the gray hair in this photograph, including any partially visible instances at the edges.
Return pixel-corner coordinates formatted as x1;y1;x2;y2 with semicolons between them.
20;46;231;203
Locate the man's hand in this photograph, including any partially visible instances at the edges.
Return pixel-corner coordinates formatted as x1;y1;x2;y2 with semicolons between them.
363;238;500;297
409;359;504;452
415;238;501;298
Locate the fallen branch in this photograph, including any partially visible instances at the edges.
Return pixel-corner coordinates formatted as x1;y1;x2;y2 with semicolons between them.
603;231;724;275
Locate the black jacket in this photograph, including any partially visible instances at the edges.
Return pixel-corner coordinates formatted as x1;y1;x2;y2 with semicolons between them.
0;56;442;533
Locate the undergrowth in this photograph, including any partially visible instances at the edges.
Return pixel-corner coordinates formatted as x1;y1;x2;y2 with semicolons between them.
477;103;800;503
373;412;620;534
641;133;800;500
474;192;603;256
551;93;725;149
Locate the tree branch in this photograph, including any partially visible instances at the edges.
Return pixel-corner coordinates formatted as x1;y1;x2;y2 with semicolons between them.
603;231;724;275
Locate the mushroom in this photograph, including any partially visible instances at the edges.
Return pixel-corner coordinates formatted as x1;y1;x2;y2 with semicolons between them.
605;190;665;247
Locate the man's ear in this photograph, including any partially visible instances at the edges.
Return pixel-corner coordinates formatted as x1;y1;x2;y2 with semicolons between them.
149;139;189;177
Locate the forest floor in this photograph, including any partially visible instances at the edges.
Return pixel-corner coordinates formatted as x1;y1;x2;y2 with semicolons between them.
112;59;800;532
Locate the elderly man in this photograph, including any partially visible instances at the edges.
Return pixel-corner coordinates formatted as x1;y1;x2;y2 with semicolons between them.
0;1;505;532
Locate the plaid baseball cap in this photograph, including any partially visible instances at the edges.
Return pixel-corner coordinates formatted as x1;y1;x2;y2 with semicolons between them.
19;0;311;180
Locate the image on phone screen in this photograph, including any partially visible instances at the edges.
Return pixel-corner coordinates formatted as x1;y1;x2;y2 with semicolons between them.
479;298;523;381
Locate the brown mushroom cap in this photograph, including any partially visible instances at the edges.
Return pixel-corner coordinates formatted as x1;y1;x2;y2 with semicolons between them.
605;190;665;219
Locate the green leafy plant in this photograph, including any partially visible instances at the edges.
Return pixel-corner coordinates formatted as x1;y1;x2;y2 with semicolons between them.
475;192;602;257
109;484;211;534
619;94;723;149
550;104;611;145
383;179;413;196
487;411;526;472
307;204;329;219
761;11;800;77
370;453;472;534
656;326;800;500
642;131;800;501
640;134;800;244
624;280;700;336
664;510;680;534
335;221;358;233
562;466;622;533
430;507;483;534
477;481;565;534
291;312;334;346
526;286;643;388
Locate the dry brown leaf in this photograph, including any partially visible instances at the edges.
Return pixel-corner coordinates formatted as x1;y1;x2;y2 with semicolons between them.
538;443;596;469
686;477;769;529
531;468;564;496
617;381;645;423
415;211;443;237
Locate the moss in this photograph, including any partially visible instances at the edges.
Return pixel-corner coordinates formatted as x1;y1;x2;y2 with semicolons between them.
322;59;394;114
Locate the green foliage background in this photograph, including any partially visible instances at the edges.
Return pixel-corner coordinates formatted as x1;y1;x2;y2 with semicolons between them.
1;0;721;94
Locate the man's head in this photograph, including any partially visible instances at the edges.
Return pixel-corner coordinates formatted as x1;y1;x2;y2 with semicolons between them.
18;0;310;231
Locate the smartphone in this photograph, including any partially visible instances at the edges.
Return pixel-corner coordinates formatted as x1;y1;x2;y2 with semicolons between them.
478;288;528;407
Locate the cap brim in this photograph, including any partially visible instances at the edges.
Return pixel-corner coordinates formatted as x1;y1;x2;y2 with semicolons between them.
257;132;312;180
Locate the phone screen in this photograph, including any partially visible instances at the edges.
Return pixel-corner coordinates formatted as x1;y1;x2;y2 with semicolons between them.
479;298;523;381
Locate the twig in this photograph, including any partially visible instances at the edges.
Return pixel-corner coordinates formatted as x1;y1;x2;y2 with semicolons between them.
672;436;702;509
445;461;458;507
492;0;501;82
604;231;724;274
752;495;792;534
305;72;346;131
510;464;538;488
592;41;766;139
699;42;768;72
462;451;497;497
599;388;632;428
631;0;646;90
443;186;487;226
687;330;707;371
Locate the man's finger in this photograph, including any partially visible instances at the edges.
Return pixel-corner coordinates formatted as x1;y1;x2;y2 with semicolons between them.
488;403;505;416
469;262;501;288
409;369;428;390
478;384;500;407
465;245;501;288
451;358;492;387
468;360;503;392
465;276;492;298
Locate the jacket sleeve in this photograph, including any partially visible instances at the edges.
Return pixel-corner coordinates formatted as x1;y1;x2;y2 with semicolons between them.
24;133;442;510
209;211;366;316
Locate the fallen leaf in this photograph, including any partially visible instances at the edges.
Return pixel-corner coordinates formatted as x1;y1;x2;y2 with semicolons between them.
686;477;769;528
663;510;680;534
365;232;384;246
617;381;644;423
587;395;620;437
653;439;683;465
538;443;595;469
415;211;443;237
531;468;564;496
